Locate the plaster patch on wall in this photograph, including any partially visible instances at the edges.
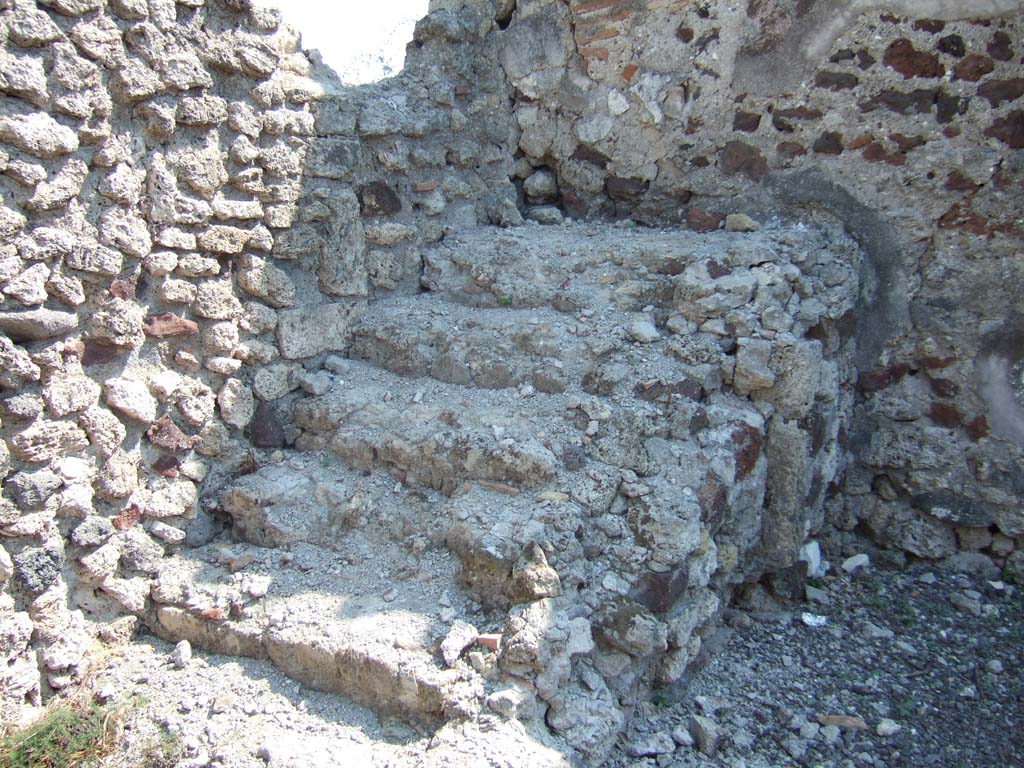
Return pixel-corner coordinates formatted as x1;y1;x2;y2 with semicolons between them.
978;317;1024;445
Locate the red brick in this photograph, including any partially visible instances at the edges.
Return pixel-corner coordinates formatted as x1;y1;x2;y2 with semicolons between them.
953;54;994;82
884;38;945;79
965;416;989;442
719;140;768;181
776;141;807;158
847;134;873;150
687;208;723;232
856;364;909;393
984;110;1024;149
929;402;963;427
572;0;626;15
944;171;979;192
144;313;199;339
577;27;620;45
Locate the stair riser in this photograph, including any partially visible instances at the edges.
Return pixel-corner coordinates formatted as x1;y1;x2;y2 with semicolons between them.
328;429;556;494
152;606;457;728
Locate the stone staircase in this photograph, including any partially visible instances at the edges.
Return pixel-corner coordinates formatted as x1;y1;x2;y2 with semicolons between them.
148;221;863;765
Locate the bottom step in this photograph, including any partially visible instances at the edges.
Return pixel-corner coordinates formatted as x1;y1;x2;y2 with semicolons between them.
149;541;486;729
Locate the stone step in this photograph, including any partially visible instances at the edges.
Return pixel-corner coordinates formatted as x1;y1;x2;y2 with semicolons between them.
292;358;573;493
420;222;861;348
150;536;489;730
148;456;589;765
349;293;726;397
216;452;451;554
291;355;777;492
421;222;699;314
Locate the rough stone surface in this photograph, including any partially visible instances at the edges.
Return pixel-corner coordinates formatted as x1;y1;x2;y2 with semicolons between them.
0;2;1019;763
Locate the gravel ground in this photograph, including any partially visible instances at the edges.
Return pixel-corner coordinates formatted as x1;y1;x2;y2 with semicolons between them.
47;560;1023;767
608;562;1023;768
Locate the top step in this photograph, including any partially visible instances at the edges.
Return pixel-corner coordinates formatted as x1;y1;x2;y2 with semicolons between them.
421;222;861;326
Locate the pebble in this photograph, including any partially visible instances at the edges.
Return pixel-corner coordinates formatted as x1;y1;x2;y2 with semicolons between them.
694;695;729;714
986;659;1004;674
784;737;807;759
689;715;722;756
627;319;660;343
625;732;676;757
171;639;192;669
671;724;694;747
820;724;842;746
96;682;119;702
842;554;870;573
799;721;821;740
440;620;479;667
876;718;901;736
950;592;981;616
862;621;895;640
806;585;830;604
725;213;760;232
732;728;755;753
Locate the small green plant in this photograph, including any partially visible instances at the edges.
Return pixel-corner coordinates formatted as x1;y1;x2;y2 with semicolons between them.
862;592;885;609
0;689;182;768
137;726;185;768
0;698;121;768
1001;563;1018;585
499;296;512;306
894;697;916;718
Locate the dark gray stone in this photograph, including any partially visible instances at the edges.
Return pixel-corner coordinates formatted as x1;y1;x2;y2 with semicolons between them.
13;547;63;594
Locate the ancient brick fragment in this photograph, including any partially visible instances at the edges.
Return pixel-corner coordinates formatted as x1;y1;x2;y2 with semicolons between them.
147;414;199;453
953;54;994;82
987;30;1013;61
856;364;909;393
985;110;1024;149
859;88;937;115
719;141;767;181
144;313;199;338
884;39;944;79
812;132;844;155
814;71;859;91
248;401;285;448
731;422;764;481
913;19;945;34
732;111;761;132
776;141;806;158
771;106;822;132
687;208;722;232
928;402;962;428
977;79;1024;107
152;454;181;478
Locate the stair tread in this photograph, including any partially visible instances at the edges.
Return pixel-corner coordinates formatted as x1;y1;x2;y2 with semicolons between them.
153;535;489;725
350;291;723;393
421;221;851;312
